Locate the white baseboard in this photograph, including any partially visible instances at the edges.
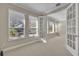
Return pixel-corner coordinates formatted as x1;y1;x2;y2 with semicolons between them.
3;40;40;52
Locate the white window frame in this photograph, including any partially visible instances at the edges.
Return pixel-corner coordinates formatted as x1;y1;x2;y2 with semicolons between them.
47;21;54;34
29;16;38;37
55;24;58;32
8;9;25;41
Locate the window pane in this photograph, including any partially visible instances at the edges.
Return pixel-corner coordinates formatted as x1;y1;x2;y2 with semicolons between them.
47;21;54;33
55;24;58;32
9;9;25;40
29;16;38;37
48;23;52;32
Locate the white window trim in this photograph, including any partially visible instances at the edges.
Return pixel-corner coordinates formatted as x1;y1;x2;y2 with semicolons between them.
29;16;38;37
8;9;26;41
47;21;55;34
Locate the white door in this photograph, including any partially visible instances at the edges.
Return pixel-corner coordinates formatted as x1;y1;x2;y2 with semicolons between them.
66;3;78;56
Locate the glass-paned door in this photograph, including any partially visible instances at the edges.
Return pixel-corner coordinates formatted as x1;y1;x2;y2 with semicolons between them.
66;3;78;56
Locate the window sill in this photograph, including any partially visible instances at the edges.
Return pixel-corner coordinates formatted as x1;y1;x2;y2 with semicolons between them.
47;32;55;34
8;36;26;41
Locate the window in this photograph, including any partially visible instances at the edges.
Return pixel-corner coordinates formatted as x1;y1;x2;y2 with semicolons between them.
8;9;25;40
29;16;38;37
55;24;58;32
47;21;54;33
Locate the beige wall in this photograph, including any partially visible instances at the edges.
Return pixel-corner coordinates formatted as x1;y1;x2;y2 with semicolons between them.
0;4;8;50
0;4;40;50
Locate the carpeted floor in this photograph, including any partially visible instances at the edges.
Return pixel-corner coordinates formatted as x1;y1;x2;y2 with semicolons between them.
4;34;72;56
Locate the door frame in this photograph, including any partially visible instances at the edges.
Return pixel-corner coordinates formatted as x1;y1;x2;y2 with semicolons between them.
66;3;78;56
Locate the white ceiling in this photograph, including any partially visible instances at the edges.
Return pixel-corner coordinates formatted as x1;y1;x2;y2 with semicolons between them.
14;3;69;15
48;9;66;21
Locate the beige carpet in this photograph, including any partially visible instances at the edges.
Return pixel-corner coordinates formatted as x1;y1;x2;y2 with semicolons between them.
4;35;72;56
